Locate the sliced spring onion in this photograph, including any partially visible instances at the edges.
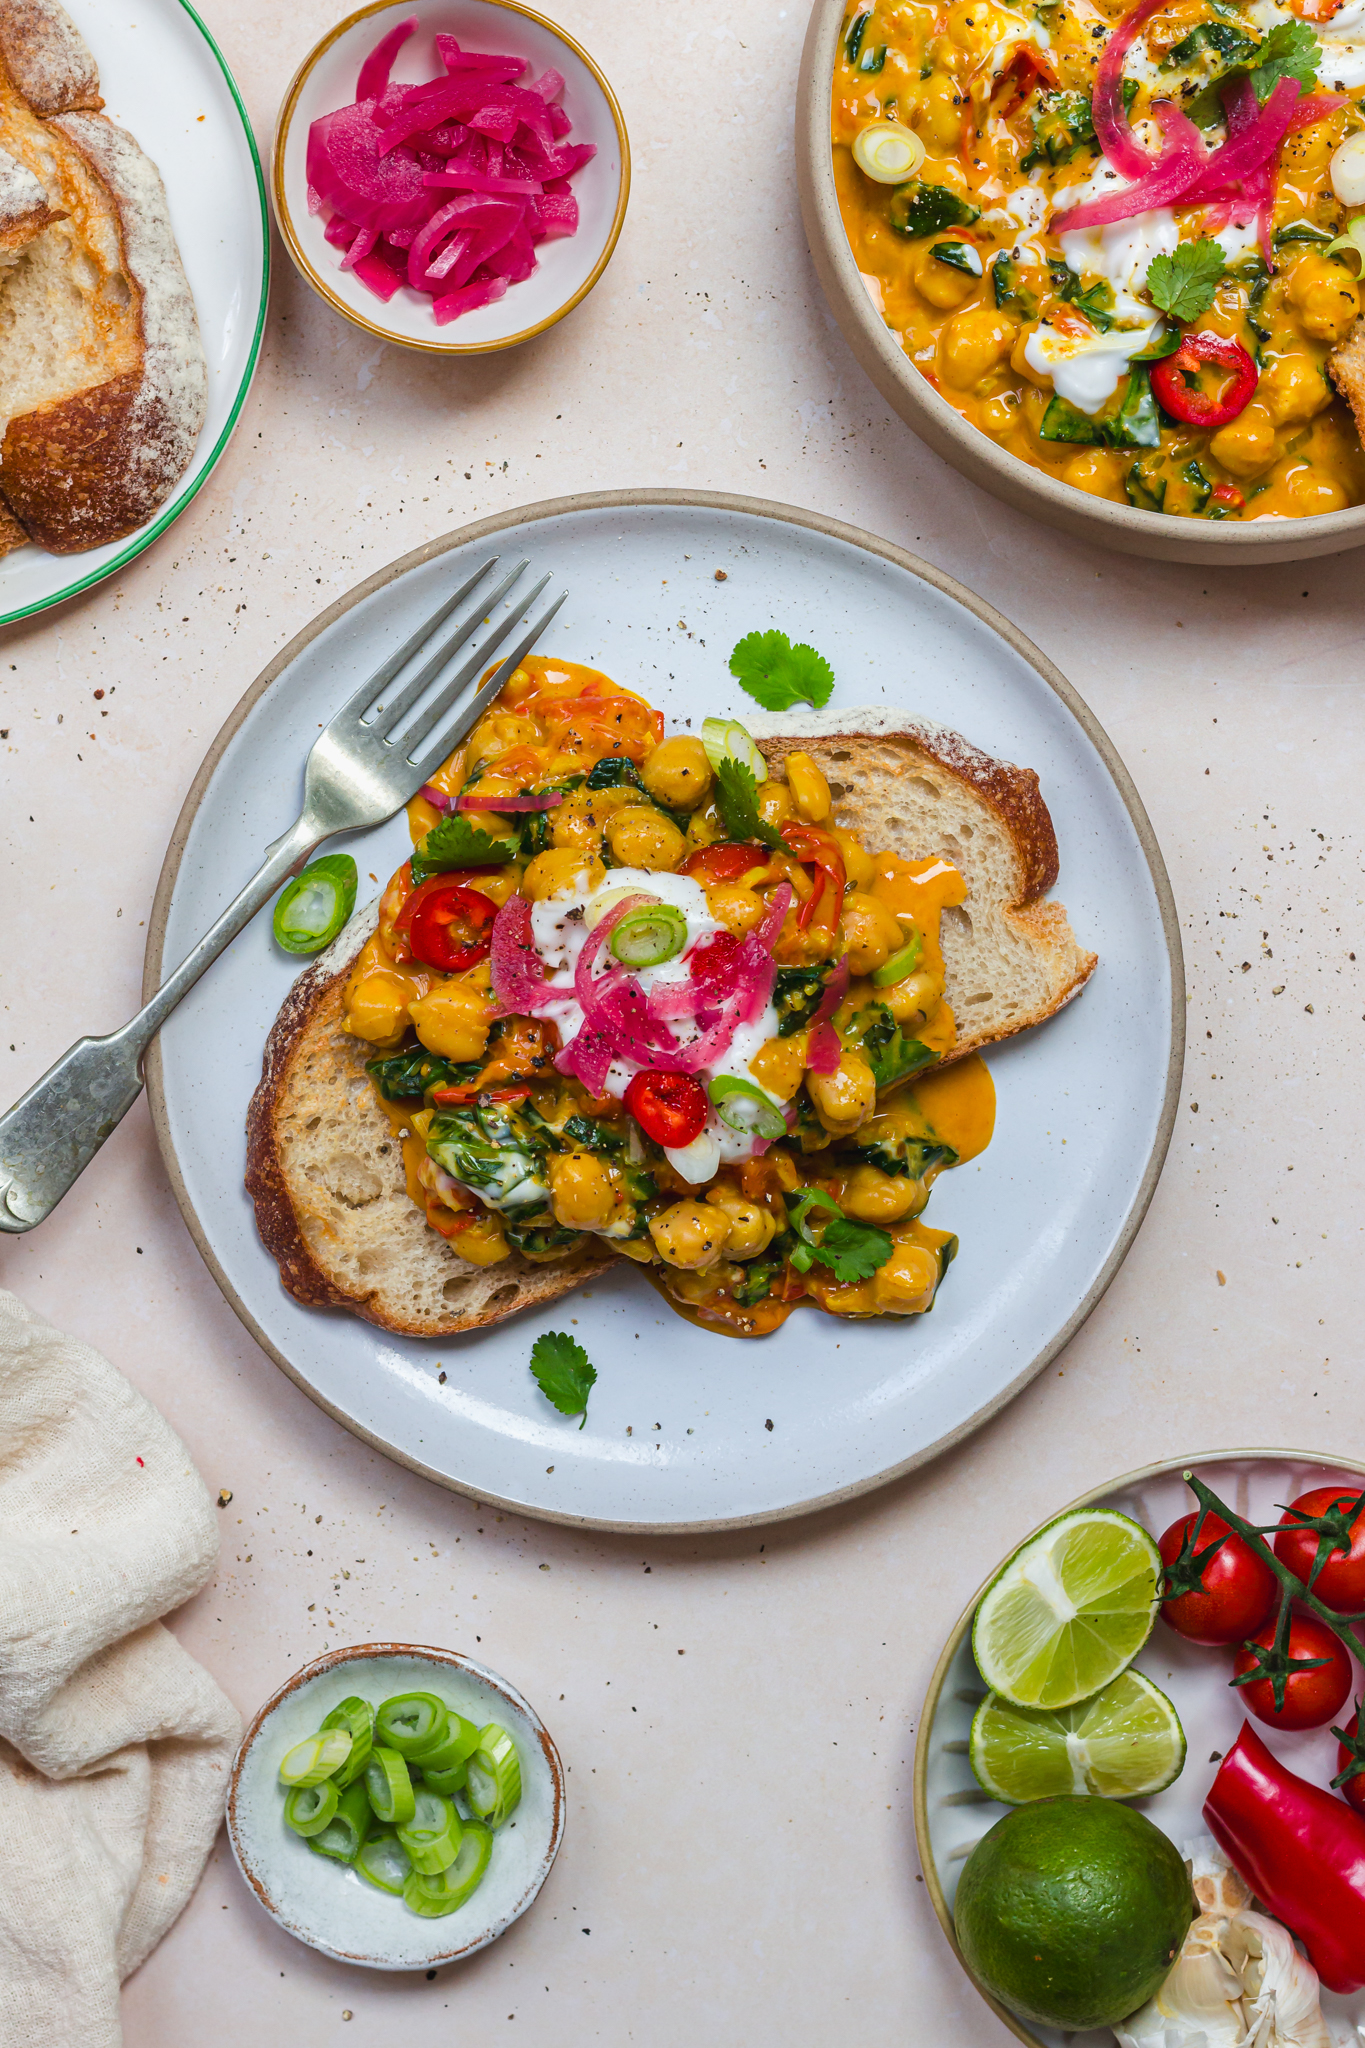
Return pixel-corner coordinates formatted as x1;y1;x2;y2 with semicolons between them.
365;1744;417;1826
279;1729;352;1787
272;855;358;955
852;119;925;184
707;1074;787;1142
320;1695;374;1788
872;930;923;987
397;1789;464;1875
419;1758;468;1794
355;1828;413;1897
283;1779;340;1837
465;1723;522;1829
609;904;688;969
308;1781;373;1864
402;1821;493;1917
376;1692;448;1758
583;884;654;932
413;1709;482;1773
701;716;767;783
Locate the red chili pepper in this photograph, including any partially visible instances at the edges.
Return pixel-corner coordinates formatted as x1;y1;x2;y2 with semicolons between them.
991;44;1057;112
404;881;497;973
779;822;847;931
429;1084;530;1106
624;1070;708;1149
425;1200;479;1239
1150;331;1257;428
1204;1720;1365;1993
677;842;767;885
1211;481;1245;509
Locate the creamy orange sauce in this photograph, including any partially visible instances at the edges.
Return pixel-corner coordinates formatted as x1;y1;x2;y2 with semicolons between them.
912;1053;997;1162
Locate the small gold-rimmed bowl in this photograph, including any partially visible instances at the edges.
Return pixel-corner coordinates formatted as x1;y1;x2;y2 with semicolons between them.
273;0;629;355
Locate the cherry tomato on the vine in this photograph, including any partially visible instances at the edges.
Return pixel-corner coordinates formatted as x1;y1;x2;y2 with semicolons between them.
1274;1486;1365;1613
1233;1612;1352;1732
624;1070;708;1150
1335;1709;1365;1817
1157;1510;1278;1647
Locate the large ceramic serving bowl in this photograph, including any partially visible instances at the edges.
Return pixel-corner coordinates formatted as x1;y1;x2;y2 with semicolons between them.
274;0;629;355
796;0;1365;567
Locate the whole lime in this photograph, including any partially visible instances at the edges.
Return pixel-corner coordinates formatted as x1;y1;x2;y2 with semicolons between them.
953;1795;1194;2031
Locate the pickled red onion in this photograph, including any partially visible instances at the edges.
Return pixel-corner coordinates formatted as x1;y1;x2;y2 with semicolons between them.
490;892;554;1014
356;15;417;100
1093;0;1170;176
454;787;563;811
1058;102;1207;232
1178;77;1303;204
417;782;454;813
804;959;850;1076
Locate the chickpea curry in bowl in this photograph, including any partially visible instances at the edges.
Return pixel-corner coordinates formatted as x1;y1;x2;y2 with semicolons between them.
337;657;999;1339
832;0;1365;520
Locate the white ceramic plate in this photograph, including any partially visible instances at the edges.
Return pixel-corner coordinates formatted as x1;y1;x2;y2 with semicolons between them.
273;0;628;355
144;490;1182;1533
915;1451;1365;2048
0;0;268;627
228;1643;564;1969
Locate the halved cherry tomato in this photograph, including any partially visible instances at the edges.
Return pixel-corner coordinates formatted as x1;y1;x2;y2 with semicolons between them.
404;882;497;973
686;929;742;1000
539;692;662;759
624;1070;707;1149
1275;1486;1365;1612
1233;1612;1353;1731
1151;332;1257;428
779;822;846;930
678;842;767;885
425;1200;479;1239
1158;1510;1279;1646
1335;1708;1365;1815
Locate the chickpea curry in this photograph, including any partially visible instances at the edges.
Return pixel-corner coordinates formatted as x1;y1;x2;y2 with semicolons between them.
833;0;1365;518
340;656;995;1338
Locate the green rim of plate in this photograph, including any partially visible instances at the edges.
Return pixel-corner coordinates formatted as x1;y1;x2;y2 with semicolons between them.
0;0;270;629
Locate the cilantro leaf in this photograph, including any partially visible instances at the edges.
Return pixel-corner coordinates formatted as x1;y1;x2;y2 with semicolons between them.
729;630;835;713
783;1187;894;1284
1249;17;1319;101
410;811;520;882
713;757;783;849
1146;237;1226;323
529;1330;597;1428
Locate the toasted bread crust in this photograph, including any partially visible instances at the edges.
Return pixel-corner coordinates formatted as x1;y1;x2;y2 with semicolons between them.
0;0;101;116
246;926;616;1338
1330;315;1365;446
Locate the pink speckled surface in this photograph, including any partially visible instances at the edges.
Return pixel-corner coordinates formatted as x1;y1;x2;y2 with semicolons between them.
0;2;1362;2042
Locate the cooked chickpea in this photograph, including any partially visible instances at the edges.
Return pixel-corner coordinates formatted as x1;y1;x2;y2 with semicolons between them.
548;1150;623;1232
979;391;1020;436
879;967;942;1030
465;711;543;760
605;807;686;870
917;73;963;152
840;890;906;976
648;1198;726;1269
1209;401;1278;477
871;1241;941;1314
785;751;831;823
940;305;1017;389
706;883;766;936
756;780;794;829
1062;449;1125;500
642;735;713;809
914;240;978;309
1259;351;1332;426
451;1214;510;1266
705;1182;778;1259
408;979;493;1063
551;791;613;853
344;971;416;1046
1287;255;1361;343
1284;464;1349;514
748;1033;808;1101
806;1052;878;1136
837;1163;923;1223
827;826;874;890
523;848;606;900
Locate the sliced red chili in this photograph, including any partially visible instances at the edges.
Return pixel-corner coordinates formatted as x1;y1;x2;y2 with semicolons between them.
429;1084;530;1106
992;44;1057;112
624;1070;708;1149
779;822;847;931
405;882;497;973
1150;331;1257;429
677;841;766;885
1212;481;1245;509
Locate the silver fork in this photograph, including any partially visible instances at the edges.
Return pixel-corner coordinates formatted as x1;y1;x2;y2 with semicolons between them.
0;556;566;1233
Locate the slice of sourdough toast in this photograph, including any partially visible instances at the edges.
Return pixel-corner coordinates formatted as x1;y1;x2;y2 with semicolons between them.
246;713;1096;1337
245;905;619;1340
749;708;1096;1060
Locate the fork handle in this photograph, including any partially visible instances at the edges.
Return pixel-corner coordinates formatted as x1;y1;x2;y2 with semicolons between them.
0;817;322;1232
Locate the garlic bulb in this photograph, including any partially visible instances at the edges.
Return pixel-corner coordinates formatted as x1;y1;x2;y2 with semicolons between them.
1113;1838;1344;2048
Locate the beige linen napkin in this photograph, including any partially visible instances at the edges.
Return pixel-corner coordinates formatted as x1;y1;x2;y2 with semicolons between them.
0;1288;241;2048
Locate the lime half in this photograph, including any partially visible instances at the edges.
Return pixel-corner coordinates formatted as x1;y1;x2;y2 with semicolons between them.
970;1670;1186;1804
972;1508;1161;1709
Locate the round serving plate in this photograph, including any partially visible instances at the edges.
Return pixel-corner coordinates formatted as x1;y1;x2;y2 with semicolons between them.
0;0;269;627
144;488;1183;1533
796;0;1365;568
914;1449;1365;2047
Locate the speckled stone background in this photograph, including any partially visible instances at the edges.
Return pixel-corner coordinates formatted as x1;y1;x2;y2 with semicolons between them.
1;3;1361;2042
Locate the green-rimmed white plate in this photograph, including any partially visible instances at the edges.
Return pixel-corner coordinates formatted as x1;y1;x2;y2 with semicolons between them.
0;0;268;627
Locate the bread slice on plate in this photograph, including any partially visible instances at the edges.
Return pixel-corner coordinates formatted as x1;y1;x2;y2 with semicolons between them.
246;712;1096;1338
0;0;207;557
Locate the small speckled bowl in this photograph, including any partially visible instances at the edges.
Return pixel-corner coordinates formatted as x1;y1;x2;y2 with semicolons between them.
273;0;629;355
228;1643;565;1968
